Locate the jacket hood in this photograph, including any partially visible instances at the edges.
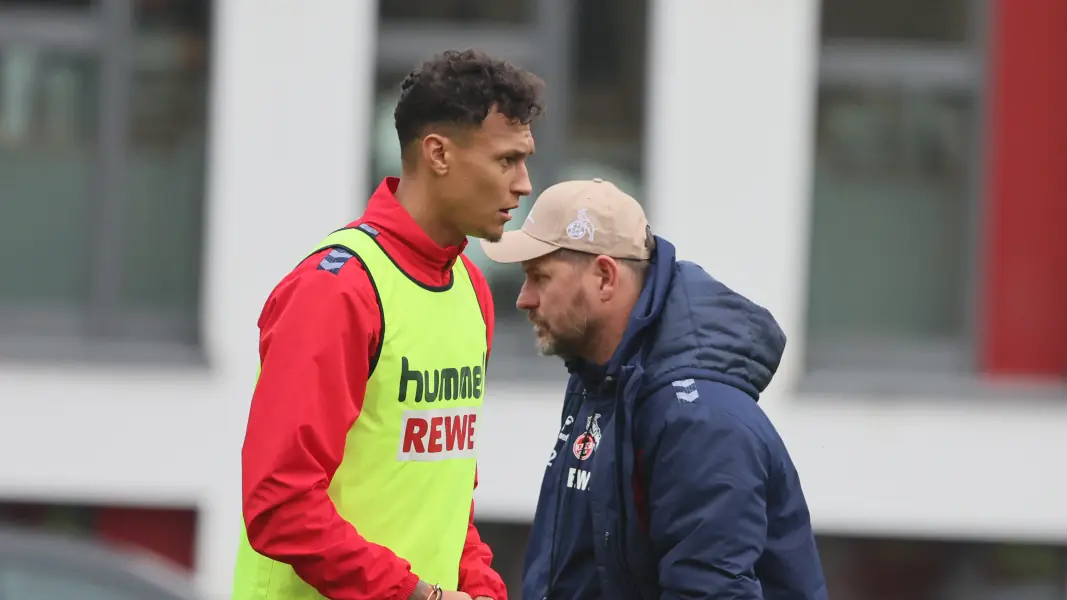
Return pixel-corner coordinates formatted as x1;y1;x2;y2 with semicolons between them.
596;236;787;400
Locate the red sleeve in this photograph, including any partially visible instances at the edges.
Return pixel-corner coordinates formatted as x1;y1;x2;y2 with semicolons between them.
456;256;508;600
458;469;509;600
241;255;421;600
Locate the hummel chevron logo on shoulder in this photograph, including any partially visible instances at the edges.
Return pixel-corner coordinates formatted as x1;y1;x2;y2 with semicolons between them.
671;379;699;402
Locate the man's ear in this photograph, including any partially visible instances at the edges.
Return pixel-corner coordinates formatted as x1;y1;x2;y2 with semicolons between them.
421;133;449;175
593;255;621;299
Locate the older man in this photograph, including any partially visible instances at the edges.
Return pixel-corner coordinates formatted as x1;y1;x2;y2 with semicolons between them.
481;179;828;600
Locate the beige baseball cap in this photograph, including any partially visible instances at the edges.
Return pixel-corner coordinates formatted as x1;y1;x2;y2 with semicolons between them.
481;178;653;263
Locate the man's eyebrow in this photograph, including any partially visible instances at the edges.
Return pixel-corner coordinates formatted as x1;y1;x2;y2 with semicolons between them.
501;147;532;158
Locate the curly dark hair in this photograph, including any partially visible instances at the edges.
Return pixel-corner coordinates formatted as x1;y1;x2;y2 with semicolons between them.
393;49;546;159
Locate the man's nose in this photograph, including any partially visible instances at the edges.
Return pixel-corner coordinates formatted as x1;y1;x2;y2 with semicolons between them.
512;161;533;197
516;281;537;310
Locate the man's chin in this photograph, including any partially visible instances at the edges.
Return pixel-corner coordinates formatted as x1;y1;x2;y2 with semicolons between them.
536;339;581;362
473;225;504;243
534;334;558;357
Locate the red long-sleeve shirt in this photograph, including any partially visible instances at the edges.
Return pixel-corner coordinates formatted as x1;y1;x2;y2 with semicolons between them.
241;177;507;600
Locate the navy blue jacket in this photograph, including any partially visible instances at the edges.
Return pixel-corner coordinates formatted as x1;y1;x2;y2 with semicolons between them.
522;237;828;600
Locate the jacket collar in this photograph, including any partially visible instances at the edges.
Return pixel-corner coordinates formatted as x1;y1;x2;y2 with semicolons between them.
359;177;467;283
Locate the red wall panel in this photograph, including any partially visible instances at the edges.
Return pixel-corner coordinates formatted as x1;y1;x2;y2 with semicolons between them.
981;0;1067;378
94;506;198;571
0;501;197;571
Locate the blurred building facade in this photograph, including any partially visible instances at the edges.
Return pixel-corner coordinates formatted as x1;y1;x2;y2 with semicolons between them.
0;0;1065;599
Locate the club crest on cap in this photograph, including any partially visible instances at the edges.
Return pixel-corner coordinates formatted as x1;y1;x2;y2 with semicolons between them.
566;208;595;242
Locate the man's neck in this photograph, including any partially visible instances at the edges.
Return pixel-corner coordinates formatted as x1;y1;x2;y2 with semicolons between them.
584;295;640;366
393;175;464;248
586;328;623;366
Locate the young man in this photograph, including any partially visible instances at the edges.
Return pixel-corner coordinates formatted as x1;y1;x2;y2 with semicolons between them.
230;50;544;600
481;179;829;600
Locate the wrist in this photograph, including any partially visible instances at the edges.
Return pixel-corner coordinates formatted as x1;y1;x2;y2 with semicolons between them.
404;576;431;600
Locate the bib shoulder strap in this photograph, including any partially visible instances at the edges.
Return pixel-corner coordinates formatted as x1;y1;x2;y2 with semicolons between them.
302;223;394;278
305;223;388;375
306;222;475;294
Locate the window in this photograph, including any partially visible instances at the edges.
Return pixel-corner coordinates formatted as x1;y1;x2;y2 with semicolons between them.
807;0;1067;386
819;536;1067;600
0;501;197;571
0;0;210;361
371;0;647;381
819;0;972;42
379;0;532;24
804;0;986;378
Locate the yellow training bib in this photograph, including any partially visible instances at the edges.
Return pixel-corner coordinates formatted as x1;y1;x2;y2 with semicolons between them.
231;224;487;599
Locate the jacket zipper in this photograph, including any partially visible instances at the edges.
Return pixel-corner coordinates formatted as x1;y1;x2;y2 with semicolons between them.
546;388;587;599
611;371;645;600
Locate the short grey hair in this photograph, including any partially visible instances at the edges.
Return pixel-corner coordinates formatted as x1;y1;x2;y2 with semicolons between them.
554;248;650;280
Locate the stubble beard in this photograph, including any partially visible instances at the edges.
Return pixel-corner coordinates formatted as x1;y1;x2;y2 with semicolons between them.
533;292;597;361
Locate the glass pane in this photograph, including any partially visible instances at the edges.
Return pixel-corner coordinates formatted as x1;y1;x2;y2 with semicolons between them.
805;82;976;371
0;47;95;334
117;0;209;344
819;536;1067;600
565;0;645;195
369;70;406;193
821;0;972;43
0;0;93;7
379;0;532;24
